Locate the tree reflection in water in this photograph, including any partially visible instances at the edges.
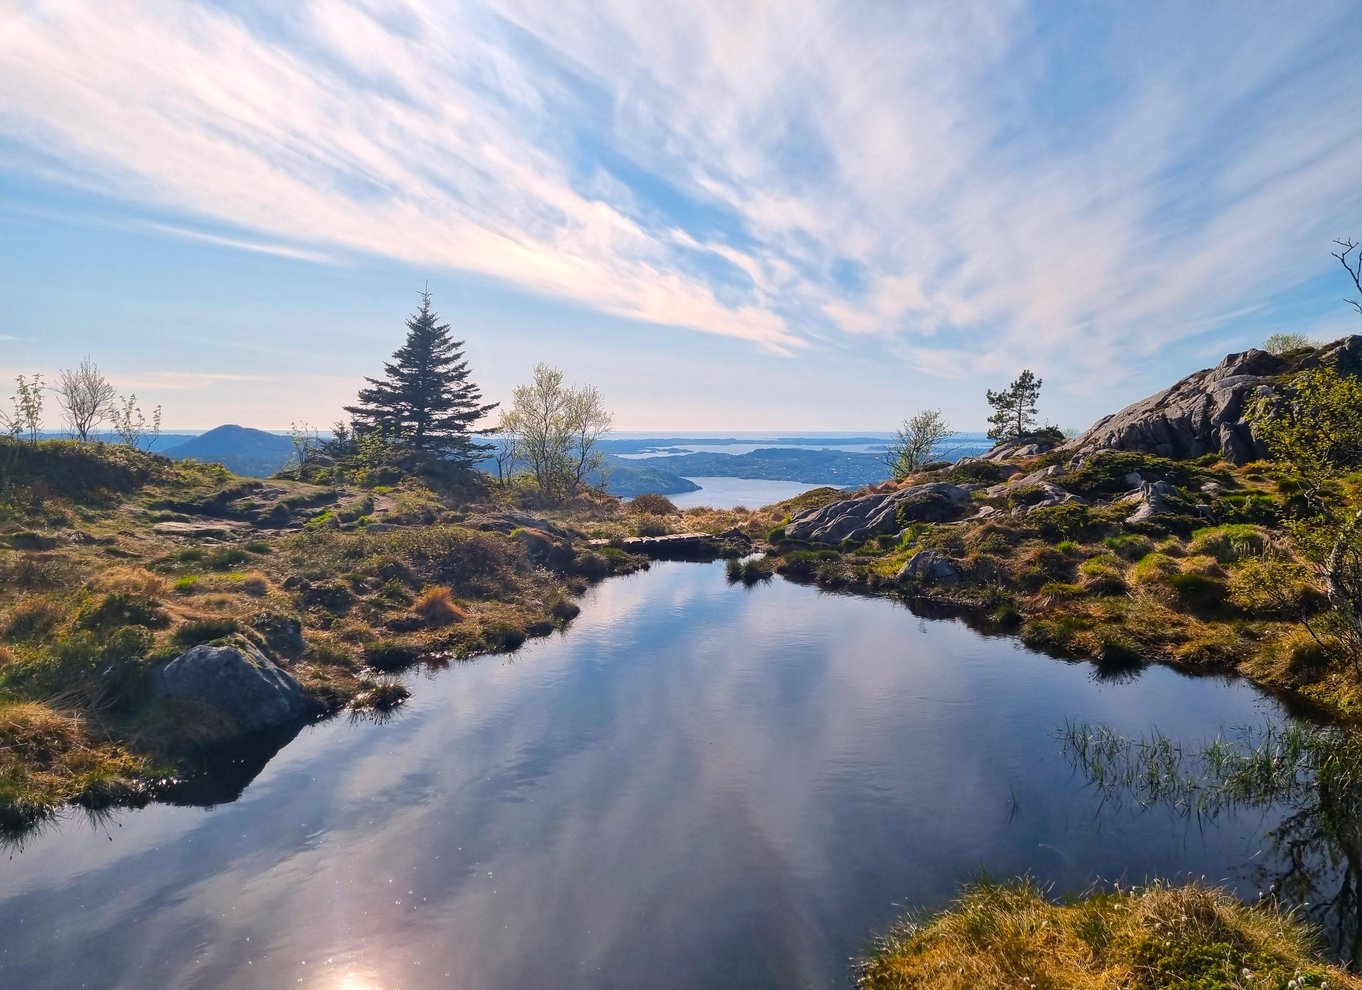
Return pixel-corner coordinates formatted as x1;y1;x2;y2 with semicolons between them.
1062;720;1362;963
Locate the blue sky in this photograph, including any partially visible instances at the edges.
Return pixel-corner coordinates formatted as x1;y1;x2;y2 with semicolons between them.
1;1;1361;432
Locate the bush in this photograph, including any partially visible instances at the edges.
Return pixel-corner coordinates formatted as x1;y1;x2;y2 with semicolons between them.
630;493;678;515
1063;451;1200;498
76;592;168;632
171;618;239;647
1030;504;1100;542
726;557;773;585
1167;572;1229;609
636;518;669;537
776;548;840;580
941;459;1009;485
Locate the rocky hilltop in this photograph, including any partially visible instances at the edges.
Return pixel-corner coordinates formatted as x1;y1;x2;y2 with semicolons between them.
1064;335;1362;465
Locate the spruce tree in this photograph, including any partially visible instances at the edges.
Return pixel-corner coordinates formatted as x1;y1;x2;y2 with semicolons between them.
986;369;1042;442
345;291;497;466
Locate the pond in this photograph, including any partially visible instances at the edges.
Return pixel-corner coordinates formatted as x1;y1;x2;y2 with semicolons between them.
0;560;1326;989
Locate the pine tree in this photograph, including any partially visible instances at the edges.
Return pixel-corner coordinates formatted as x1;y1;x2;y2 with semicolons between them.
344;291;498;466
986;369;1042;442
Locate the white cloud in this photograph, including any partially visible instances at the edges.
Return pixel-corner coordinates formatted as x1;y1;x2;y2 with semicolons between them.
141;223;336;264
0;0;1359;384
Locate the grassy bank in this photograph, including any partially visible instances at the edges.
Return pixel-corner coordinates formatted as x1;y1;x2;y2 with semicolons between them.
657;450;1362;715
0;440;651;831
859;878;1360;990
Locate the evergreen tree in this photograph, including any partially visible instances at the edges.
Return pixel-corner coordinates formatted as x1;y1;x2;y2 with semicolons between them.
344;291;497;465
986;369;1042;442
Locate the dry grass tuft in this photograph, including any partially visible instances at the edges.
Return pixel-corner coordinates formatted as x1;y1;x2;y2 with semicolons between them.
413;586;468;627
97;567;169;598
238;571;271;597
859;877;1359;990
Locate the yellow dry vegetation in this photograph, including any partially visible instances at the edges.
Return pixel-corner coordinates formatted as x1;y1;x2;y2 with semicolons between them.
859;878;1360;990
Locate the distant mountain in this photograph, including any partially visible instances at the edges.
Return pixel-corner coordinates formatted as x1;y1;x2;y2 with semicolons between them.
163;425;294;478
627;447;893;486
592;460;700;497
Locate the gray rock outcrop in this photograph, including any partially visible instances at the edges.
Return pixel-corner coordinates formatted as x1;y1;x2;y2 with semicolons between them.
896;550;961;588
1124;480;1180;524
151;641;315;736
1064;336;1362;465
785;483;971;544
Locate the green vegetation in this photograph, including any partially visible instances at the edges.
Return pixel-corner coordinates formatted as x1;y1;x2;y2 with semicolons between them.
0;438;651;830
986;368;1043;442
496;363;613;500
883;408;955;480
859;877;1359;990
342;290;497;466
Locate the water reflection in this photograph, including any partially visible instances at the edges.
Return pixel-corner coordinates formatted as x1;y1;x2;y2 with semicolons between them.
1063;721;1362;961
0;562;1313;989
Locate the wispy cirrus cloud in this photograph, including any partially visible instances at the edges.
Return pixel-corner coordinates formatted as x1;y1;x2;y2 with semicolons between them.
0;0;1359;383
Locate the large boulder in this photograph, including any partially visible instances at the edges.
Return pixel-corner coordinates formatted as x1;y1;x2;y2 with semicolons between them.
896;550;961;588
1064;336;1362;465
784;483;971;545
151;641;315;736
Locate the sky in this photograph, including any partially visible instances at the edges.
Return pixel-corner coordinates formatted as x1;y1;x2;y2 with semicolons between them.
1;1;1361;433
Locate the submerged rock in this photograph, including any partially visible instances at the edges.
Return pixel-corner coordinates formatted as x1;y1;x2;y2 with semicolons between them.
151;641;315;736
785;483;971;545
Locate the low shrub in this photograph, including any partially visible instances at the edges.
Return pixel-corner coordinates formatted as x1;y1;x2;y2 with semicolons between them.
76;592;168;632
205;547;250;571
1187;524;1270;563
171;618;239;647
5;598;65;640
1167;572;1230;610
636;518;669;537
777;549;840;580
726;557;774;585
630;493;678;515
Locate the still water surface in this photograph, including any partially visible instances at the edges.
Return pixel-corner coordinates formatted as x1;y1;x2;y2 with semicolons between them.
667;477;841;510
0;561;1302;989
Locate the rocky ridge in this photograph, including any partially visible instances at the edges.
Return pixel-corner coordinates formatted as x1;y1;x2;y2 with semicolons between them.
1064;335;1362;466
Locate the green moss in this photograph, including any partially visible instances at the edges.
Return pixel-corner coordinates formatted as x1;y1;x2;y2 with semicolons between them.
1104;532;1156;560
1188;524;1270;563
1168;572;1230;610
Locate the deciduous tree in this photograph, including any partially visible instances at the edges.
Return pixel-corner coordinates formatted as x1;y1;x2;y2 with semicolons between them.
501;364;613;499
1;374;44;443
56;357;116;441
882;408;955;479
111;394;162;449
